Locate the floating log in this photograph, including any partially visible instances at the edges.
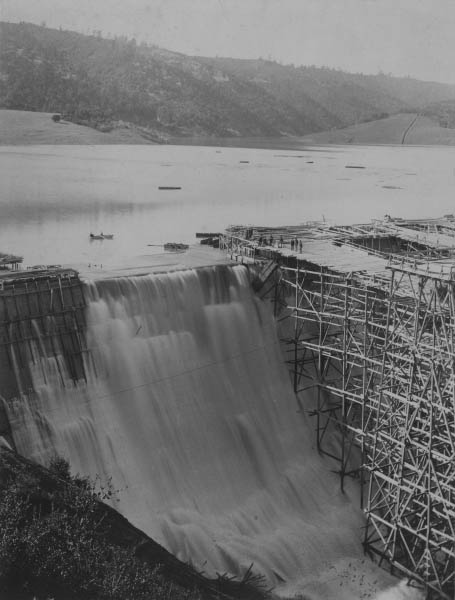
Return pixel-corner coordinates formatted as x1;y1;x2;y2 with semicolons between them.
345;165;365;169
158;186;182;190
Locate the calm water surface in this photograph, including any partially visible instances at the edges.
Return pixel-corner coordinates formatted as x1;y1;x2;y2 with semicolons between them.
1;143;455;267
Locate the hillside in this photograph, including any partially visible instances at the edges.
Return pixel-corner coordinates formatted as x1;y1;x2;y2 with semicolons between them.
0;21;319;139
209;59;455;120
0;109;153;144
2;21;455;141
299;112;455;145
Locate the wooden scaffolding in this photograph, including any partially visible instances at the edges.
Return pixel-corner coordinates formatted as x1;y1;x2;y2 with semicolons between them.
363;262;455;598
221;218;455;599
277;261;455;598
0;268;88;401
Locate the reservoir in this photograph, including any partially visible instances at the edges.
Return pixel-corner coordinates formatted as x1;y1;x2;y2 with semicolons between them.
1;143;455;267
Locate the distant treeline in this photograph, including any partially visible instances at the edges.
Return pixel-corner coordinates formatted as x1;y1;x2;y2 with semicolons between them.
2;21;455;138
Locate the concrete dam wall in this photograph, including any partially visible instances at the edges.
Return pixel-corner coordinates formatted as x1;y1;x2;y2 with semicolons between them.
0;264;416;599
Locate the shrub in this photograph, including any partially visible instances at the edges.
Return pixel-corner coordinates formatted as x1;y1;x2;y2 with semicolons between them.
0;456;200;600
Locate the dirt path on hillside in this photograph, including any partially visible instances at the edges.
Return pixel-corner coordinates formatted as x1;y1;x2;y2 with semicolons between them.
401;114;419;144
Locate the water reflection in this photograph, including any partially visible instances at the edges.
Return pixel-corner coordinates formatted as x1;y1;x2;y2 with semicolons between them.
1;143;455;267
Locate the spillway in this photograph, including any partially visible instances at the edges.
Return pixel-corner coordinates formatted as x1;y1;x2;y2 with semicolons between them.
3;264;405;597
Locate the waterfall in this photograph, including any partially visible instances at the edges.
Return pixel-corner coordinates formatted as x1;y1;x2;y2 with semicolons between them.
5;264;371;588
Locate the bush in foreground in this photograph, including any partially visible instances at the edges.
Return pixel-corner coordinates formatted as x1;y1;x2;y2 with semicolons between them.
0;455;200;600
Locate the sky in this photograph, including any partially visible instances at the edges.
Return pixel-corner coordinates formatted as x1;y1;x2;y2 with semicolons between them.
1;0;455;84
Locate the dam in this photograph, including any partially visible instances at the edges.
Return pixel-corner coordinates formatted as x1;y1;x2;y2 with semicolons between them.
0;217;453;599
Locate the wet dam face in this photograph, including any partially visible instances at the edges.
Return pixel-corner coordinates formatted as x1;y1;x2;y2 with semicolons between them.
2;265;372;590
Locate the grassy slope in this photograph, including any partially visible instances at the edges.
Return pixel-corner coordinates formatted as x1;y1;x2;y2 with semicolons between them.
4;109;455;147
0;109;153;145
301;113;455;145
405;115;455;144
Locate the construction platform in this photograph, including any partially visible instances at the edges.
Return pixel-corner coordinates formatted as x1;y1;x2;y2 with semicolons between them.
221;216;455;600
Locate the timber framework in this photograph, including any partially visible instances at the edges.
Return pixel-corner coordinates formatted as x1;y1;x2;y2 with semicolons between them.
0;266;88;391
220;216;455;599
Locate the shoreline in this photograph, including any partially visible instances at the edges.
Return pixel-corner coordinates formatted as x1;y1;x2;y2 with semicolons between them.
3;108;455;149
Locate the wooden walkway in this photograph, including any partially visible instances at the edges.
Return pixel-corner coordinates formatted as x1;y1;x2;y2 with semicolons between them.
221;215;455;281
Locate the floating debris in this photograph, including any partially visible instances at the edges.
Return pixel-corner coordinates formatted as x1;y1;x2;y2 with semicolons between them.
163;243;189;251
89;233;114;240
345;165;365;169
158;186;182;190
